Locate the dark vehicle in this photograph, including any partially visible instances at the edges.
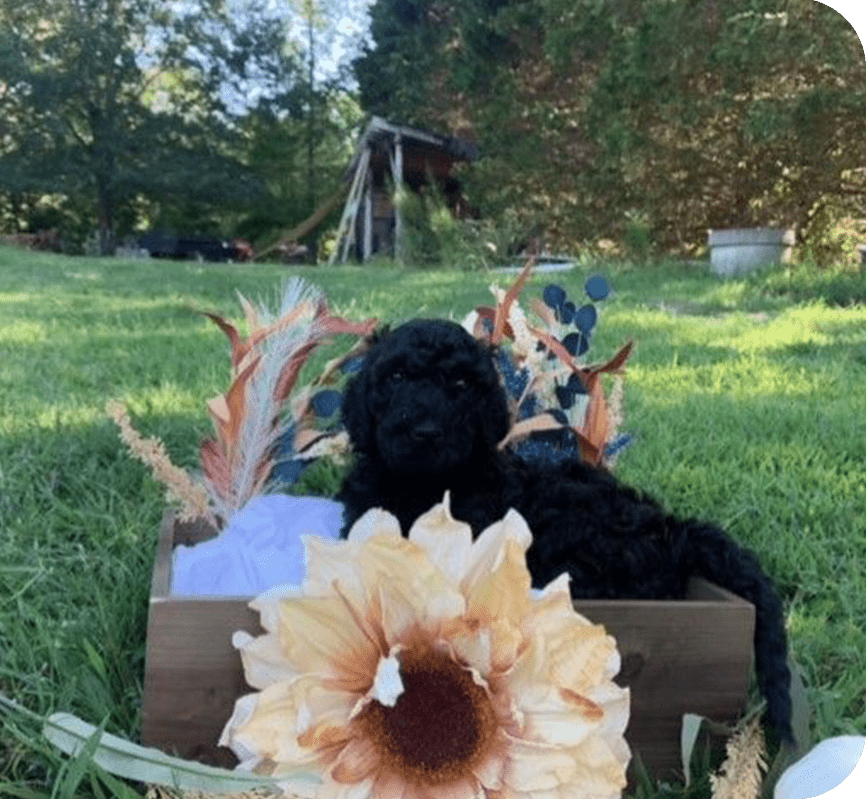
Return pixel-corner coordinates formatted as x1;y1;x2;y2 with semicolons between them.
138;233;251;262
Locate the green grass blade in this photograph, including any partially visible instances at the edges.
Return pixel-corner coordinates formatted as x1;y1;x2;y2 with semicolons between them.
0;785;49;799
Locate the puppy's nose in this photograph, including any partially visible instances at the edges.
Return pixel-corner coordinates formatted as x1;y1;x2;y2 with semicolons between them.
411;420;444;443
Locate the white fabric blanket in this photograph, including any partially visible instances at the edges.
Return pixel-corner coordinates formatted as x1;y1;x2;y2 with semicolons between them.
170;494;344;596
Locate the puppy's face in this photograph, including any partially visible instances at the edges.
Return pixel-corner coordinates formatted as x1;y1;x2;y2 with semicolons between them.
342;319;510;476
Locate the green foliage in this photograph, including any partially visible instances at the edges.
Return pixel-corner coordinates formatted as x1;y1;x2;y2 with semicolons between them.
394;182;528;270
624;210;654;264
356;0;865;260
0;0;296;251
240;88;363;250
799;192;867;266
748;259;866;308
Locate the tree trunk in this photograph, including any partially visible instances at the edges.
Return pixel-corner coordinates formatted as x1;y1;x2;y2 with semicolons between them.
306;6;316;213
95;180;116;256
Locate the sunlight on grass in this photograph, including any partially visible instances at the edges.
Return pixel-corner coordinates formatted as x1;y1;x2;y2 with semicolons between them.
62;269;104;281
0;319;48;344
121;384;215;417
630;356;827;403
723;304;865;353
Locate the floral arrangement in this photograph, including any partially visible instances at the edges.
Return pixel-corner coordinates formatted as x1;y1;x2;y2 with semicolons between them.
465;260;633;467
219;493;631;798
109;264;631;533
108;278;376;526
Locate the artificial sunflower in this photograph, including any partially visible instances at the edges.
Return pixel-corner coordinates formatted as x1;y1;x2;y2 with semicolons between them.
219;494;630;798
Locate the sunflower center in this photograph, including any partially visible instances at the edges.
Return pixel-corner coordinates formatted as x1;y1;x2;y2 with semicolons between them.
357;645;497;784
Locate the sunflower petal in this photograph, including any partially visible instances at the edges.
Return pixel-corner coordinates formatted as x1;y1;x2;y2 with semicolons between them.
499;731;579;792
233;629;300;689
330;736;380;784
459;514;533;637
519;683;606;747
279;596;380;688
407;492;474;585
222;680;327;765
377;575;465;644
347;508;403;543
461;510;533;603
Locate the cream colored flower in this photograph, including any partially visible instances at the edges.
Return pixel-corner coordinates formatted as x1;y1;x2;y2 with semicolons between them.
219;494;630;798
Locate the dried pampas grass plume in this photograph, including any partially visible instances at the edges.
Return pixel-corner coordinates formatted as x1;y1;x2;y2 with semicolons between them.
197;279;376;522
106;400;215;526
710;717;767;799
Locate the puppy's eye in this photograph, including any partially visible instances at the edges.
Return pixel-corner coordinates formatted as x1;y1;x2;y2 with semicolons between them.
451;377;468;391
388;370;405;384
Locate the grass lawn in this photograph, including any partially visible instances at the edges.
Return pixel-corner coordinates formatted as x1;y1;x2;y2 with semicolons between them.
0;246;864;797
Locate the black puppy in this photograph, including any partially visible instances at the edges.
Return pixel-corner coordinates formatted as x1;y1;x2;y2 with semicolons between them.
337;318;792;740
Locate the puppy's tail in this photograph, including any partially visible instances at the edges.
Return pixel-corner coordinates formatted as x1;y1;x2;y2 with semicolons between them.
685;520;794;743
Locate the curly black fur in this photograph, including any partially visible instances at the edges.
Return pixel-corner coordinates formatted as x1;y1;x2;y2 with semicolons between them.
337;318;792;740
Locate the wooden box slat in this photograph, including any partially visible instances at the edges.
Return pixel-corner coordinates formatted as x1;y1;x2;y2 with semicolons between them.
142;513;754;781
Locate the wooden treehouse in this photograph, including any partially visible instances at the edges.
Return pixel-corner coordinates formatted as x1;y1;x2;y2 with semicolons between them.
330;117;478;264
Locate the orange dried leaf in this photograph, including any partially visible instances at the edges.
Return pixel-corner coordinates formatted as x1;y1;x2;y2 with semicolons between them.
575;430;603;465
222;355;261;450
294;427;327;453
201;311;249;368
206;395;234;448
588;339;634;377
492;257;536;345
530;297;558;328
274;342;319;404
581;373;610;458
318;314;378;337
528;326;580;372
235;291;260;330
207;395;231;424
199;438;232;500
474;306;515;341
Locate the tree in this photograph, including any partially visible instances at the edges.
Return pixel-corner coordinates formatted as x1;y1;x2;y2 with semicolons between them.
238;83;362;250
0;0;289;252
233;0;367;254
355;0;865;259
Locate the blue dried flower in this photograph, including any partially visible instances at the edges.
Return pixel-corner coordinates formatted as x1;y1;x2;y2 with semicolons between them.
513;429;580;466
574;304;597;334
562;332;580;356
269;424;311;485
494;348;529;400
555;384;574;409
340;355;366;374
311;389;342;418
585;275;610;301
543;284;567;311
566;372;587;395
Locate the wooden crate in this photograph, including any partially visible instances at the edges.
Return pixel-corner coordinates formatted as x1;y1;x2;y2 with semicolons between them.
142;513;754;782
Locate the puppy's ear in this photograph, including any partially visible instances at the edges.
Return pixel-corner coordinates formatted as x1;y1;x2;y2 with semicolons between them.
340;336;384;455
486;385;512;448
341;368;373;453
